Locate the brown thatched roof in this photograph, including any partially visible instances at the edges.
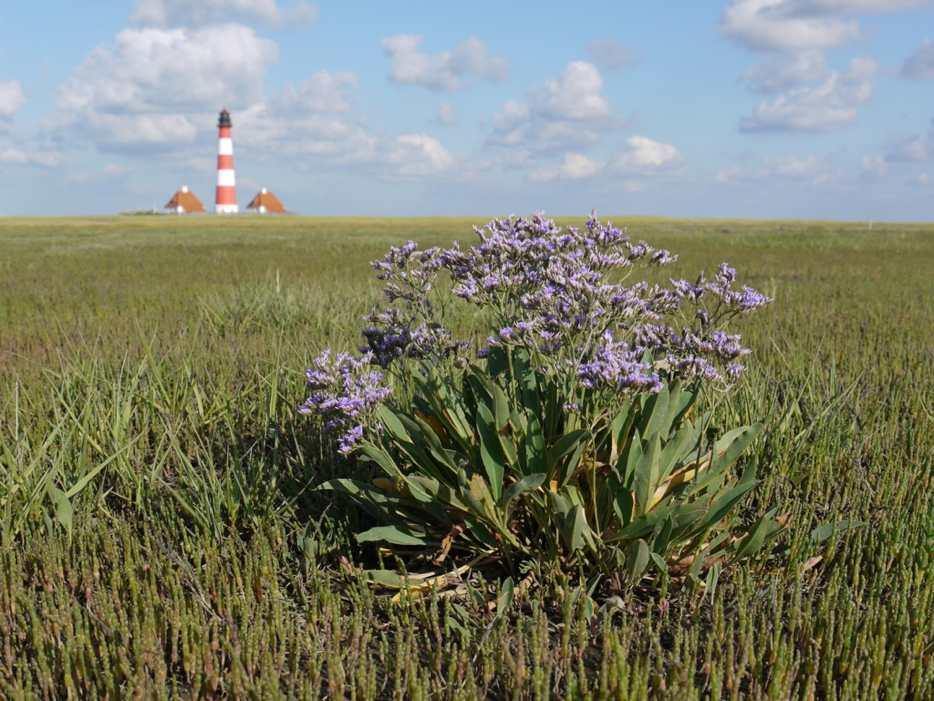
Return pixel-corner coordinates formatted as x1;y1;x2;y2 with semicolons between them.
246;189;286;214
164;187;205;213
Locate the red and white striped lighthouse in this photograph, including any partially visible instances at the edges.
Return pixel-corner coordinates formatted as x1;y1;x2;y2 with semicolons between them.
215;109;238;214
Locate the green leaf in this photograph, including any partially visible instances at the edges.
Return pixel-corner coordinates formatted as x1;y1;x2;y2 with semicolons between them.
623;429;643;485
48;486;73;535
565;505;590;552
612;483;634;528
809;519;862;546
476;403;506;501
485;346;510;378
496;577;515;619
633;434;661;516
627;538;650;581
664;381;696;432
694;475;759;535
363;569;410;589
640;386;670;440
609;401;635;465
502;473;546;510
376;405;412;444
356;525;430;546
658;420;701;485
650;551;668;576
705;562;722;601
490;382;511;431
358;442;433;503
653;514;674;554
733;508;782;560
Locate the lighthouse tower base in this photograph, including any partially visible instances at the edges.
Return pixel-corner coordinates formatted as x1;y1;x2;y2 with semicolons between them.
215;204;239;214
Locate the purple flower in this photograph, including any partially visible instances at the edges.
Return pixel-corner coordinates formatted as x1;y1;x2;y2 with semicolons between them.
300;350;390;456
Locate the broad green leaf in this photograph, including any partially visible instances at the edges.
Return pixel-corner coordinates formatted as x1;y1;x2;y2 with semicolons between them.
376;405;412;444
490;382;511;431
705;562;722;601
612;484;634;529
502;473;546;510
664;381;696;431
48;486;73;535
358;443;433;503
694;475;759;535
627;538;650;581
653;514;674;554
565;505;590;552
623;429;643;485
485;346;510;378
633;434;661;516
734;511;784;560
356;525;430;546
609;401;635;465
640;386;670;440
476;403;506;500
548;430;590;466
363;569;411;589
809;519;862;546
496;577;514;619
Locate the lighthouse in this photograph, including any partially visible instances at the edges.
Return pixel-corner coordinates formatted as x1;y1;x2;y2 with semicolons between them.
215;109;238;214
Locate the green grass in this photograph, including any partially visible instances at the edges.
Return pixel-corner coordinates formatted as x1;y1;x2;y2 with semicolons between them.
0;215;931;699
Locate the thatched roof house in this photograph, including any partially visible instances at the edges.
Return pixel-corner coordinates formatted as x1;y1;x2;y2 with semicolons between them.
246;188;286;214
164;186;205;214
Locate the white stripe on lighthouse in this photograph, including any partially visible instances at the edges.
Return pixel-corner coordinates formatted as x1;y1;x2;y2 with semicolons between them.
216;204;239;214
218;138;233;156
217;169;236;186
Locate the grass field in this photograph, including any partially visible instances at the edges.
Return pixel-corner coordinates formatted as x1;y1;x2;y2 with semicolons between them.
1;215;932;699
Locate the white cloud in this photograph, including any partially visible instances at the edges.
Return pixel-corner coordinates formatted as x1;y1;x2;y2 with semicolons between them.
0;80;25;120
532;61;609;121
721;0;859;52
885;120;933;162
901;39;934;79
386;134;454;176
717;153;835;184
381;35;508;91
860;155;888;177
131;0;317;27
586;39;633;71
436;103;456;126
527;137;682;183
740;56;876;131
742;51;828;93
487;62;613;157
613;136;682;172
0;145;61;168
722;0;929;52
56;25;278;150
279;70;357;113
530;152;602;182
916;172;930;186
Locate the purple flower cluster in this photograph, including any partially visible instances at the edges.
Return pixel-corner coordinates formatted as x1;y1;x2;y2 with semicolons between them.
578;332;662;393
300;212;772;455
298;350;391;454
670;264;772;313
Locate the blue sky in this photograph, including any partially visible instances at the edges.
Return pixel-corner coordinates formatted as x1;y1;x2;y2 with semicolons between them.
1;1;933;219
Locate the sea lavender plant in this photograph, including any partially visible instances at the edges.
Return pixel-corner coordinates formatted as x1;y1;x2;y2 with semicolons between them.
304;214;779;589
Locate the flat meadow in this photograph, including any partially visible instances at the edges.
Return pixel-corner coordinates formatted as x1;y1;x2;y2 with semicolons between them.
0;215;931;698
